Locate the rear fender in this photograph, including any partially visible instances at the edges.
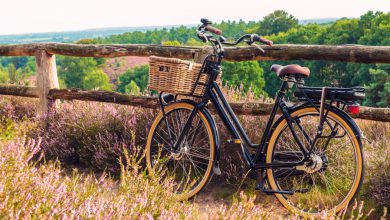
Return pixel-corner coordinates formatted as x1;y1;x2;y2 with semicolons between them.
267;103;363;150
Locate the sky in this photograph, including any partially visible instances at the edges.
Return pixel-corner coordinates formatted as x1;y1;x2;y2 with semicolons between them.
0;0;389;35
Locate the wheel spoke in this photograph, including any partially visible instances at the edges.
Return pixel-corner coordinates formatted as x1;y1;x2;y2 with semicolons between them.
147;105;213;199
267;110;362;215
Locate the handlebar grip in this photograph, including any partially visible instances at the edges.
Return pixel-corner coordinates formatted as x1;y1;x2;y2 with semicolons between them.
205;25;222;35
253;35;273;46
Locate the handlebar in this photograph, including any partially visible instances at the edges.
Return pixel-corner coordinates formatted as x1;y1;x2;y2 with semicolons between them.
252;35;273;46
197;19;272;46
205;25;222;35
219;34;273;46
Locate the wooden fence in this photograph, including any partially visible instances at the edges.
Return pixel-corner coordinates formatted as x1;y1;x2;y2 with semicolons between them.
0;43;389;122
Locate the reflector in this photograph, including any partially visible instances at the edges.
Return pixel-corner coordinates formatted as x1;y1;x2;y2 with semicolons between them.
348;105;360;114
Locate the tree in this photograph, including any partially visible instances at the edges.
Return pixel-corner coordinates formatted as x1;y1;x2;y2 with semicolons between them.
0;65;8;83
364;65;390;107
57;56;97;88
117;65;149;93
7;64;18;84
222;61;266;97
83;69;112;91
259;10;298;36
125;80;141;95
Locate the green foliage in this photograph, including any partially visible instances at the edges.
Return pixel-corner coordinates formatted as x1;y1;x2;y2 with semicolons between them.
259;10;298;36
0;66;8;83
186;38;204;46
358;12;390;46
0;10;388;106
262;11;390;107
57;56;112;90
162;40;181;46
83;69;112;91
7;64;18;84
222;61;266;97
125;80;141;95
117;65;149;93
364;65;390;107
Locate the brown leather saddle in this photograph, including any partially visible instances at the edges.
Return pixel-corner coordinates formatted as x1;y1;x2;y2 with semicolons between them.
271;64;310;78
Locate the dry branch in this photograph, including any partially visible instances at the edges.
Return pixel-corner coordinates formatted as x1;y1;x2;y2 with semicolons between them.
0;43;389;63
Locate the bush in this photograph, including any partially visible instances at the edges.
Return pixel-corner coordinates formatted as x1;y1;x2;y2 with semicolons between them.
0;97;38;140
0;138;381;219
29;101;155;172
0;96;388;214
358;120;390;209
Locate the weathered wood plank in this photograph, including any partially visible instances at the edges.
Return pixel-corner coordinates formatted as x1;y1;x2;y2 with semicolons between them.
47;88;390;122
351;106;390;122
0;43;389;63
48;89;159;109
0;84;38;97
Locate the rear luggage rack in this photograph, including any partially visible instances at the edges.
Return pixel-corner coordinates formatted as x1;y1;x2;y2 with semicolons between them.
294;86;365;102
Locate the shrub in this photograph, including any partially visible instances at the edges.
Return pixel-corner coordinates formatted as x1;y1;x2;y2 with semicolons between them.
29;101;155;172
0;137;381;219
358;120;390;209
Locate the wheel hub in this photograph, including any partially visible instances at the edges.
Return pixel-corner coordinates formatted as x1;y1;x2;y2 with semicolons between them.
296;154;324;174
171;143;189;160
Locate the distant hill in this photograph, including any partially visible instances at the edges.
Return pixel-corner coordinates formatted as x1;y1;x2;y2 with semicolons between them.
0;18;340;45
299;18;339;25
0;25;191;44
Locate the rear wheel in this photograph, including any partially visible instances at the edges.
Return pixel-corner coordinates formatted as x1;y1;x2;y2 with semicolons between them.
146;102;215;200
266;107;364;217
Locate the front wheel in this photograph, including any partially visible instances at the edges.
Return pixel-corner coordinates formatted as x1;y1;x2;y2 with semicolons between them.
266;106;364;218
145;102;215;200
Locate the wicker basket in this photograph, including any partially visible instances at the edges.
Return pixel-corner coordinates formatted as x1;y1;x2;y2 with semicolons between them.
148;56;220;96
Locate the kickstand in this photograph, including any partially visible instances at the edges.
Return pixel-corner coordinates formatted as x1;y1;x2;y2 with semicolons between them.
255;170;267;190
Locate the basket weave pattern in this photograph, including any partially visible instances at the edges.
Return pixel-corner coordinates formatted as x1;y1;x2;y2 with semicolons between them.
148;56;220;96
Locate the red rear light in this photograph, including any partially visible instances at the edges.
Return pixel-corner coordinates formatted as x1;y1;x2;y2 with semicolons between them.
348;105;360;114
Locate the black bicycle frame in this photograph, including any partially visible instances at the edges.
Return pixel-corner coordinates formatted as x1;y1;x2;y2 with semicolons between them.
169;62;314;170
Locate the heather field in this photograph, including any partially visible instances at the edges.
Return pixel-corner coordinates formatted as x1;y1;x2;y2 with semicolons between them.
0;96;388;219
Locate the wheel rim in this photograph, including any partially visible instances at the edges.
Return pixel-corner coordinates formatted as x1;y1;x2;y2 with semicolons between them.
146;103;214;200
266;108;363;216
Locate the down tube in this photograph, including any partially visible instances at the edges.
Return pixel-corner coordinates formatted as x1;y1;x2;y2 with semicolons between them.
208;86;241;140
211;82;255;147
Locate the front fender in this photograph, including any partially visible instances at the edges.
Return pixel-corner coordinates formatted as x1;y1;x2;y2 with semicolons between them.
201;107;221;175
178;99;221;175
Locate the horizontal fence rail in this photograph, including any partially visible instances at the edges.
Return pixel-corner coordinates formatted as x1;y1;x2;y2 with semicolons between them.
0;85;389;122
0;43;390;63
0;43;389;122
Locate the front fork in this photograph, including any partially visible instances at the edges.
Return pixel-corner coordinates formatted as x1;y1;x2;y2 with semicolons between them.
159;92;206;152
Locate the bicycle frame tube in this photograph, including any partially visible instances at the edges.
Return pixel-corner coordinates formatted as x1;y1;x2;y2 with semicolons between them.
208;79;315;168
207;80;292;167
170;49;312;169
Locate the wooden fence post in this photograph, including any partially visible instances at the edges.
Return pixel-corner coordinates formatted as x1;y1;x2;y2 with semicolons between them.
35;50;59;117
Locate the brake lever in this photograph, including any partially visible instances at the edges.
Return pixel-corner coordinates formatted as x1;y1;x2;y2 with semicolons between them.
197;30;208;43
252;42;265;54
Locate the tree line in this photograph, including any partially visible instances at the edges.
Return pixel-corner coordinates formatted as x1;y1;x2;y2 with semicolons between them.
0;10;388;107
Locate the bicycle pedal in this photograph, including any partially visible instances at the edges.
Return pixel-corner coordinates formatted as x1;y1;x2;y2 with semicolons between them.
258;188;309;195
260;189;295;195
226;139;242;144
